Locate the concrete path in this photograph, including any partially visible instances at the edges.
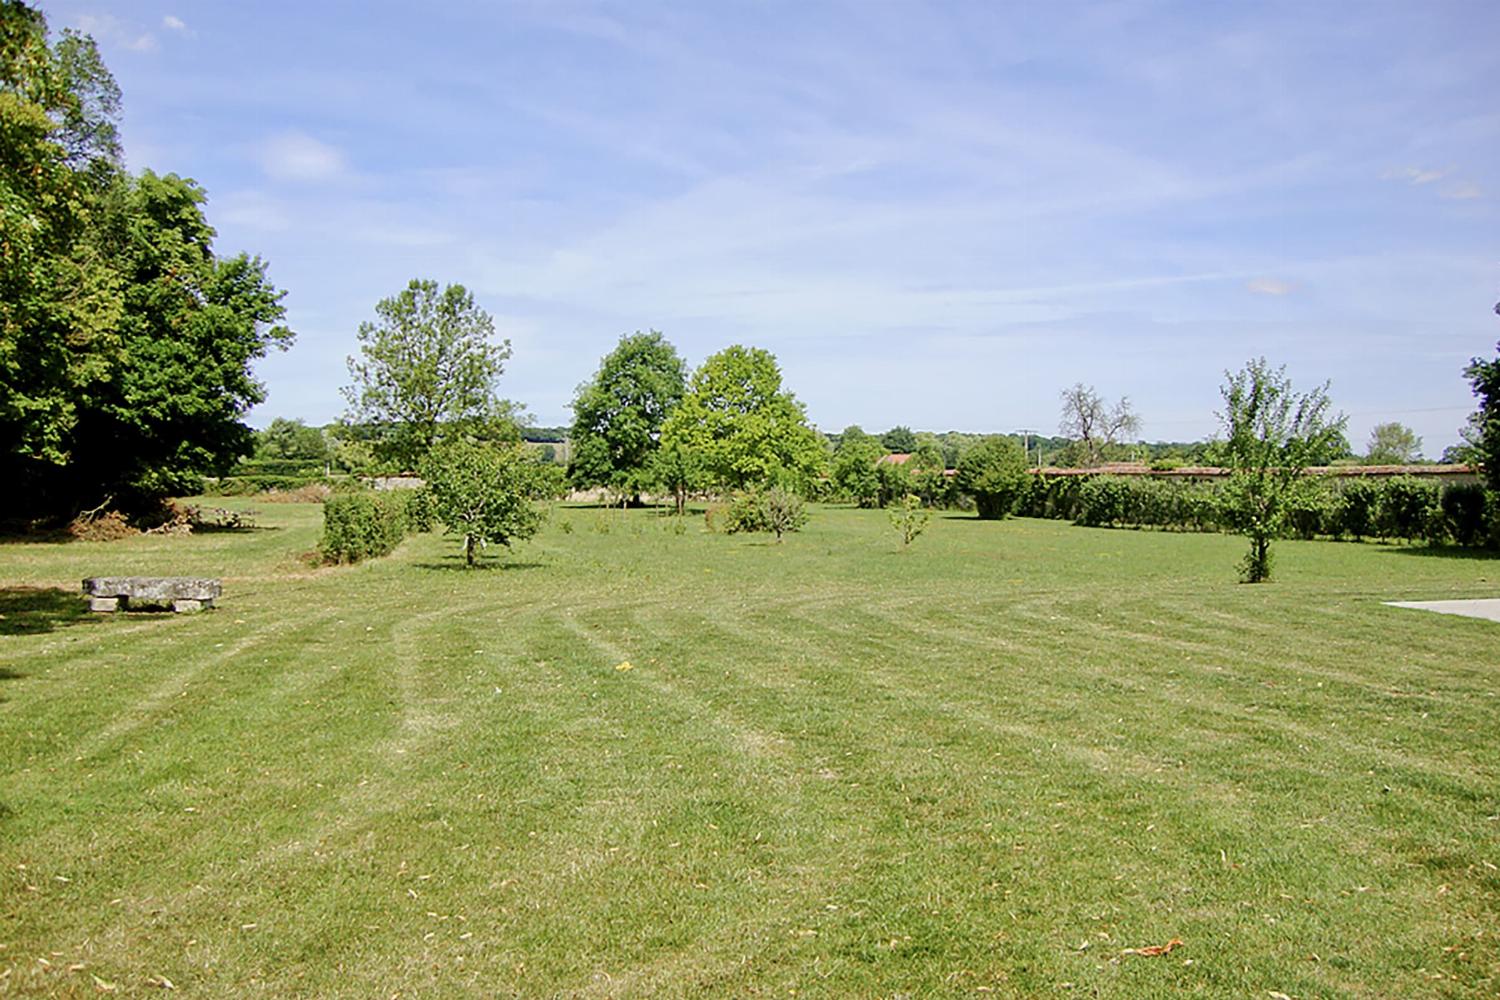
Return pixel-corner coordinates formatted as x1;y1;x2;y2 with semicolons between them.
1384;598;1500;622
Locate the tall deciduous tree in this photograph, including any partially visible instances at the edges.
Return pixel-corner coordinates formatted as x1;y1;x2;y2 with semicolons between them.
343;280;513;471
881;425;917;453
1057;384;1140;467
1218;358;1346;582
1365;422;1423;465
659;345;825;492
1;4;124;474
2;7;292;520
1464;346;1500;490
567;330;686;498
70;171;292;508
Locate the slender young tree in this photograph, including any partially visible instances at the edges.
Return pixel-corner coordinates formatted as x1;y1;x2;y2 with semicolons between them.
1218;358;1346;583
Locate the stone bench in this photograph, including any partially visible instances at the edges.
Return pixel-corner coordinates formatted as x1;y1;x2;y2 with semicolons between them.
83;577;222;613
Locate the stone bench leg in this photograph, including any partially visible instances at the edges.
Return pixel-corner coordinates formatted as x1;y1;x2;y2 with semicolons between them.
172;599;204;613
88;597;119;612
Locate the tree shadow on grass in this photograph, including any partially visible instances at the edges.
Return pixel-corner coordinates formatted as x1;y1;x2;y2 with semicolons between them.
412;559;545;572
0;587;95;636
1377;545;1499;562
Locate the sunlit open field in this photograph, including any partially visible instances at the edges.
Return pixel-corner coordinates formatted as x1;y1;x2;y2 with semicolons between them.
2;503;1497;997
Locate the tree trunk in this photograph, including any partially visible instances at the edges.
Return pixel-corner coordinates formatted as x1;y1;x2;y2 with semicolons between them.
464;533;477;567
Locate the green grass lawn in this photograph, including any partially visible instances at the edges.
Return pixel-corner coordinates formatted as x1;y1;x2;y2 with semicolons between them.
2;503;1498;997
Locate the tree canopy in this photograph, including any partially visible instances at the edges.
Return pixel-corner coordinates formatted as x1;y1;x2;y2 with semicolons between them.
1057;384;1140;467
830;425;882;508
343;280;514;471
420;441;545;567
1464;337;1500;491
1218;358;1346;582
2;9;293;519
1365;422;1423;465
567;330;686;495
659;345;825;492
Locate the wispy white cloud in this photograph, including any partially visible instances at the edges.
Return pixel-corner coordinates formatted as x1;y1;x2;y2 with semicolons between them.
256;131;347;182
74;13;156;53
1440;181;1482;200
1383;165;1446;185
162;15;192;35
215;190;292;232
1247;277;1297;296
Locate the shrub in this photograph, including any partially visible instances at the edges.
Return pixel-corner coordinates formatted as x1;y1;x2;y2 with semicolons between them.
889;493;930;547
1374;476;1442;543
725;486;808;541
232;458;326;477
255;483;333;503
1283;481;1337;540
1333;479;1378;540
956;437;1028;519
206;474;332;497
1441;483;1490;548
320;492;410;563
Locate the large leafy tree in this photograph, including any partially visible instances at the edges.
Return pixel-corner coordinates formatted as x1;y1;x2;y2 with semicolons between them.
63;171;292;507
659;345;825;492
567;330;686;497
343;279;514;471
1218;358;1346;582
1;4;123;475
257;418;329;462
2;8;293;518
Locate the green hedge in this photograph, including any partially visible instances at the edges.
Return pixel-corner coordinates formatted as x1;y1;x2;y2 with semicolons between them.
233;458;326;477
320;492;415;563
206;474;332;496
1013;472;1494;548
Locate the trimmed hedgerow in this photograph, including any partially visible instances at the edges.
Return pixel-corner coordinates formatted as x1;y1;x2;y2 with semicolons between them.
319;492;412;563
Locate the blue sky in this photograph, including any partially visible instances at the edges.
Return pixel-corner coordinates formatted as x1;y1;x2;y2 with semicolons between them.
45;1;1500;453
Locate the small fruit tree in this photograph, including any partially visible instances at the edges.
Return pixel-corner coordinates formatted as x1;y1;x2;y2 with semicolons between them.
420;441;544;567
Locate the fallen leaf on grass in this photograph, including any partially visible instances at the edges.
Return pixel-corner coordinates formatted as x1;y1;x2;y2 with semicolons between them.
1268;992;1292;1000
614;661;634;671
1121;937;1183;957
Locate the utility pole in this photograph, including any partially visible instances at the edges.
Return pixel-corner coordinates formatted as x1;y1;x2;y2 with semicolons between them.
1019;429;1038;468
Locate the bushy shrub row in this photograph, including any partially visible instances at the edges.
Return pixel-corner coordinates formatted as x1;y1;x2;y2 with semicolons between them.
1070;476;1228;532
232;458;327;477
206;474;332;496
320;490;428;563
1012;473;1496;547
